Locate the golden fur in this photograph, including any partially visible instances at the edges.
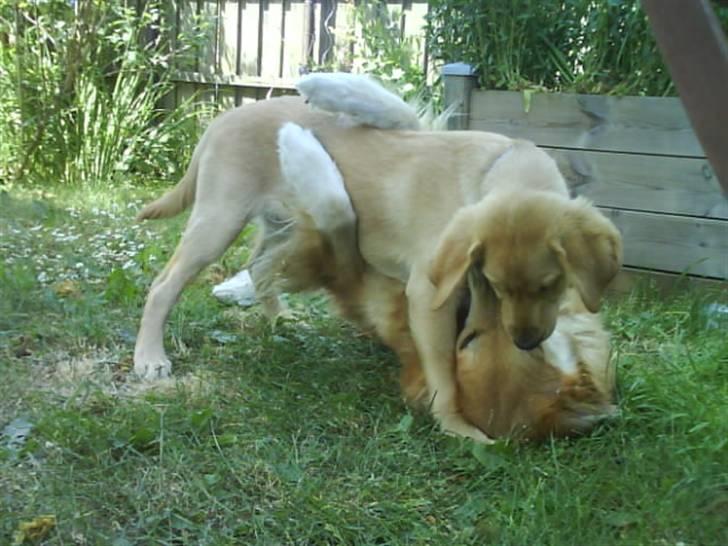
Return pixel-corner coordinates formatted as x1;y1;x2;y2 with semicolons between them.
134;82;622;441
263;209;616;440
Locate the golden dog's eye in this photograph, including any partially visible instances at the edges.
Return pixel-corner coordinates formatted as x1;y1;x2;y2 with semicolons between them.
489;282;504;298
539;276;560;293
458;330;480;351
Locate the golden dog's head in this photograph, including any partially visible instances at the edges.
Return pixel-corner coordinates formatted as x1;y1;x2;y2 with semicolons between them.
429;192;622;350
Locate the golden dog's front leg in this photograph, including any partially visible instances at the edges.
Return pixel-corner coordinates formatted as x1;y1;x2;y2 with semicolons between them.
406;271;494;444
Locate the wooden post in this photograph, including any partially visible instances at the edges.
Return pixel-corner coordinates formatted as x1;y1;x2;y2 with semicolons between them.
302;0;315;71
319;0;337;65
642;0;728;194
442;63;477;130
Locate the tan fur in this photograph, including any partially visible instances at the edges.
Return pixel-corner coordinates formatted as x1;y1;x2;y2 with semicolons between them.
134;95;621;441
264;212;615;441
428;191;622;351
136;132;204;220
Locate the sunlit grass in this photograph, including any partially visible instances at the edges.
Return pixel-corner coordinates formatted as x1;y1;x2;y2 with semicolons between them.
1;187;726;545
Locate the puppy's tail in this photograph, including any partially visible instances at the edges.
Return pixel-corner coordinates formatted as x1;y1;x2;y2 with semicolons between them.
296;72;421;130
136;142;201;221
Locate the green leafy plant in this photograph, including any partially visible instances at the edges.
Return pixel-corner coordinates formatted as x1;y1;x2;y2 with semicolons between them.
0;0;211;187
351;1;429;100
426;0;728;96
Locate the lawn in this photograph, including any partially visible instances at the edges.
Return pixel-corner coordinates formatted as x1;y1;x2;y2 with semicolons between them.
1;186;726;545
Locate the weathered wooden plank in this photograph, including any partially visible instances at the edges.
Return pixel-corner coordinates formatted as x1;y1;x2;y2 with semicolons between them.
219;0;240;74
235;0;243;75
469;90;705;157
545;148;728;220
318;0;336;64
331;0;355;70
261;0;284;78
218;87;238;110
643;0;728;192
199;0;219;74
240;0;261;75
239;86;262;105
172;71;296;89
176;2;199;72
402;1;427;40
281;1;306;78
278;0;287;77
255;0;265;75
175;82;199;107
599;207;728;279
311;1;322;66
608;267;728;297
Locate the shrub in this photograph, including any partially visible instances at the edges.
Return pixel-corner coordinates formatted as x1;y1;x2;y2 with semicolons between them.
351;1;430;101
426;0;728;96
0;0;210;187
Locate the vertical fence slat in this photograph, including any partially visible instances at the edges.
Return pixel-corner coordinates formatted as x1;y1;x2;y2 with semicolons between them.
256;0;265;76
261;0;283;78
239;1;260;76
282;1;306;77
443;63;477;130
318;0;336;65
171;1;431;102
278;0;287;77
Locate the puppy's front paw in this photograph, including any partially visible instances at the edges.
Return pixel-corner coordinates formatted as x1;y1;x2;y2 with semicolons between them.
439;414;495;444
133;353;172;381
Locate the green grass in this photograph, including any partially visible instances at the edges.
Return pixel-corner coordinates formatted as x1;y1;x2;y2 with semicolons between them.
1;186;726;545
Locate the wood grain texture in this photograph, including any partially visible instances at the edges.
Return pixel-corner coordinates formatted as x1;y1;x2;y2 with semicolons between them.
199;0;219;75
643;0;728;192
546;148;728;219
608;267;728;296
600;207;728;279
260;1;284;78
240;0;261;76
219;0;240;75
281;1;306;78
175;1;429;86
469;90;704;157
172;71;296;89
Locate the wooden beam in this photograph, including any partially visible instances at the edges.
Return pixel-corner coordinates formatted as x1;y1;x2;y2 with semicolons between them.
642;0;728;193
319;0;337;65
256;0;267;77
607;267;728;298
171;71;297;90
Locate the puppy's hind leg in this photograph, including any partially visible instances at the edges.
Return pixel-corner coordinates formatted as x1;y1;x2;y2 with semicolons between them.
246;205;296;319
277;122;364;284
134;183;254;380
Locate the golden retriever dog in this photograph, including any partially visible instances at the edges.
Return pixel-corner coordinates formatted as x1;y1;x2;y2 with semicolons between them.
135;73;621;442
254;124;616;440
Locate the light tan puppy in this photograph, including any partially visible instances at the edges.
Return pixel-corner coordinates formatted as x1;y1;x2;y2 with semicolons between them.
135;74;621;442
258;124;616;440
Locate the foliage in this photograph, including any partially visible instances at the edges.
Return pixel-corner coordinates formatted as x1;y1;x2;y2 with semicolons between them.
426;0;728;96
0;0;210;187
348;0;433;103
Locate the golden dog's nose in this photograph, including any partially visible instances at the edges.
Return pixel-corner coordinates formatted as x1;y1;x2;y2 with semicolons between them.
513;329;542;351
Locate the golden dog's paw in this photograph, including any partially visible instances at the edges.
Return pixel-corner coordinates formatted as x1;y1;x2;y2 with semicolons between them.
440;415;495;444
133;353;172;381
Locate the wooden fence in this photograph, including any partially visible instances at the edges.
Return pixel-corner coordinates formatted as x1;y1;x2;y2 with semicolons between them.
158;3;726;281
443;68;728;280
166;0;430;108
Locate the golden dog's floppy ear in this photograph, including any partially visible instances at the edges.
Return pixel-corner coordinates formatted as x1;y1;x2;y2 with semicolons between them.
552;199;622;313
429;206;483;310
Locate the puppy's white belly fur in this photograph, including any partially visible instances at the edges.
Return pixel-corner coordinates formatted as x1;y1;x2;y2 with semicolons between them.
541;328;578;375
